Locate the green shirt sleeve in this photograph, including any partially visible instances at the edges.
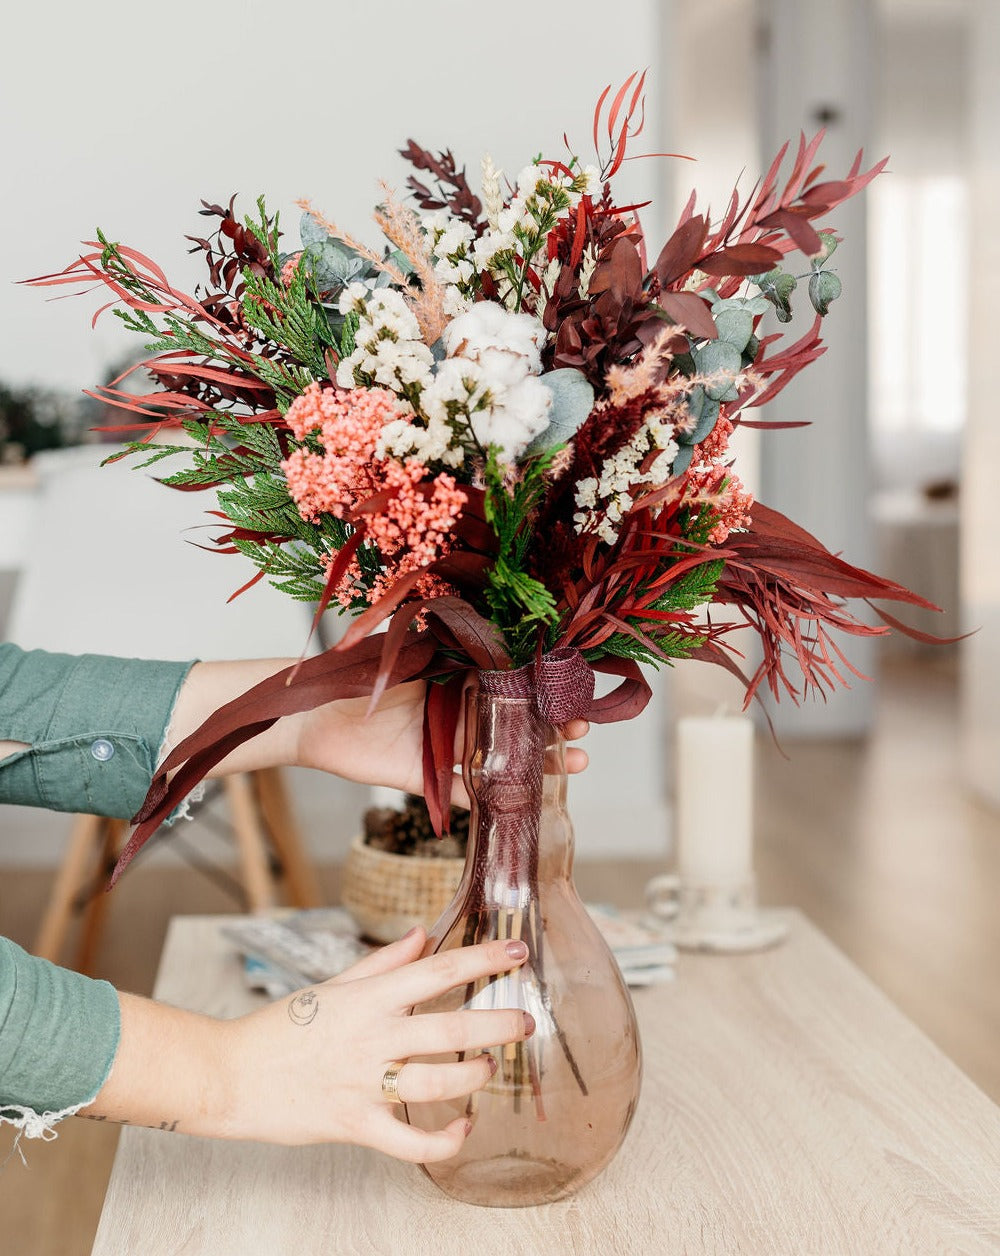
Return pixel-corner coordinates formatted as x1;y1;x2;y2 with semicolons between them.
0;936;121;1133
0;645;195;820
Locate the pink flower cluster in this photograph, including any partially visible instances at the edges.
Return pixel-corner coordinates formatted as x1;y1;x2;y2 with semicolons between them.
281;383;466;607
689;416;754;545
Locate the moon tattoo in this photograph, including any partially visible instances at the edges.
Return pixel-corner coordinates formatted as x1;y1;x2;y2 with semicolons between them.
288;989;319;1026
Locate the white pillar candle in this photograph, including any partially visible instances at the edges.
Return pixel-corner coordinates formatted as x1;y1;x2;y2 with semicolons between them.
675;716;754;884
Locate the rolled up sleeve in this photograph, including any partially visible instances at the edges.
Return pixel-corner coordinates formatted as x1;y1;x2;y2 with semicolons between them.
0;645;194;819
0;936;121;1131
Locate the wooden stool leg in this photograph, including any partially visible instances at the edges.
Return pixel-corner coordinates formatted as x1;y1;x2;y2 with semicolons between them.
34;813;103;964
75;817;127;976
254;767;323;909
224;774;277;912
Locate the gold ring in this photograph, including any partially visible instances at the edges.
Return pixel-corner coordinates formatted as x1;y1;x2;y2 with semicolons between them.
381;1061;406;1104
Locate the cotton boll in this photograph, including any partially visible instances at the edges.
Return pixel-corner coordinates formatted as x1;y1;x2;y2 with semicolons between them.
443;306;546;374
501;376;551;437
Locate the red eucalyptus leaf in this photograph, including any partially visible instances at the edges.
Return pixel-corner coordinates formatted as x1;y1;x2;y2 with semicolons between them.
606;71;640;142
656;291;718;340
698;243;784;277
653;215;707;288
421;597;512;670
592;83;613;154
430;550;491;590
870;604;968;646
305;526;367;646
225;567;268;603
759;208;823;257
587;657;652;723
335;570;427;652
422;672;467;836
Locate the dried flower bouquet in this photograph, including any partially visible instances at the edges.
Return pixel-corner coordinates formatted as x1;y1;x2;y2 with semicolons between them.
29;73;938;880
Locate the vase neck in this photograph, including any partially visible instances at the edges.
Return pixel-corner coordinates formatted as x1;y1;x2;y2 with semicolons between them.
460;684;573;905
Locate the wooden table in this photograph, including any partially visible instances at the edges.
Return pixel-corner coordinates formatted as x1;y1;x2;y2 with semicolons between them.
92;911;1000;1255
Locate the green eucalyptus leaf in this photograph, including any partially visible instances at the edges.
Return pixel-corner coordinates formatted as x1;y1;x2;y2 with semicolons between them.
752;267;797;323
743;296;772;317
714;307;754;352
299;212;331;248
689;396;721;445
389;248;416;277
307;240;367;291
811;232;840;269
693;339;742;401
672;443;695;475
808;269;842;316
685;384;706;428
523;368;596;455
742;333;760;366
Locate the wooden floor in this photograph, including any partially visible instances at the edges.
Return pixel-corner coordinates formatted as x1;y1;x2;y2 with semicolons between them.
1;651;997;1255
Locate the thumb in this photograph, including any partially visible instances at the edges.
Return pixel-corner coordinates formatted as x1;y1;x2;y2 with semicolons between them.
327;926;427;985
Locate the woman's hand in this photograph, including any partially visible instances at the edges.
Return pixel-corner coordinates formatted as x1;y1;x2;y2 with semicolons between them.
173;663;589;801
82;928;531;1161
226;927;532;1160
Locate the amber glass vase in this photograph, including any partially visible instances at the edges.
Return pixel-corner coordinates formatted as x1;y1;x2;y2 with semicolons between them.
406;673;642;1207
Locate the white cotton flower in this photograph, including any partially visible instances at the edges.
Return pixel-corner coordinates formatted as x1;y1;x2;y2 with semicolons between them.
469;375;551;460
442;305;546;373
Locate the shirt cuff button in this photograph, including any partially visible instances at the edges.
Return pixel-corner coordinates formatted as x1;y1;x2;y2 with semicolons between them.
90;739;115;762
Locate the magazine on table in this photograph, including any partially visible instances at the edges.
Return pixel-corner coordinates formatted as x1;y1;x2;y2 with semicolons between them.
223;904;676;995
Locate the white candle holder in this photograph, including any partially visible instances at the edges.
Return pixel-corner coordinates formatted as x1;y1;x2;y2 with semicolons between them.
644;871;789;953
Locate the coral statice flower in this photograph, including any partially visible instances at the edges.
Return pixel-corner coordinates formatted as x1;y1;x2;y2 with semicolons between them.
686;415;753;543
282;382;467;607
338;462;467;607
281;383;406;522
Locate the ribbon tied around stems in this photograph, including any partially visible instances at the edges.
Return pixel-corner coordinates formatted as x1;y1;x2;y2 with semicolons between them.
478;648;596;725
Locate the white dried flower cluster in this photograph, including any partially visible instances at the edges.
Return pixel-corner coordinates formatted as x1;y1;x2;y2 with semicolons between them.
421;210;474;317
474;160;602;295
573;412;679;544
335;284;434;393
376;406;464;469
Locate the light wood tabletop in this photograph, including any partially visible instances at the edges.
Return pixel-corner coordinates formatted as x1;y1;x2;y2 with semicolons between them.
91;911;1000;1256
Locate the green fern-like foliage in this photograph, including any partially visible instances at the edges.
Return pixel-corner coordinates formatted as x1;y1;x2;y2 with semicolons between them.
482;447;561;664
589;557;723;669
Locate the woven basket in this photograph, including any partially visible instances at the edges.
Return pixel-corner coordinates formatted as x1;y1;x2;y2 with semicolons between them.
341;835;465;944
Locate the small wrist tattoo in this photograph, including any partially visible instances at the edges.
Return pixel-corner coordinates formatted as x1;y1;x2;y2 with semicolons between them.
288;989;319;1026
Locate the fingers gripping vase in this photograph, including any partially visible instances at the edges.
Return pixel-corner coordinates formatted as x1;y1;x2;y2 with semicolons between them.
406;672;642;1207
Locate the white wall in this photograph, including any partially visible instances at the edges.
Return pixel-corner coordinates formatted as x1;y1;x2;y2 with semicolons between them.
1;0;663;393
961;1;1000;809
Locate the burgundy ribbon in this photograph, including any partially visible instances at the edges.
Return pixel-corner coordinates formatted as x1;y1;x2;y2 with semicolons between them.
478;647;596;724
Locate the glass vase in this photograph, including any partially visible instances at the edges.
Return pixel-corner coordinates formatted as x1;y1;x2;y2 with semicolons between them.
406;672;642;1207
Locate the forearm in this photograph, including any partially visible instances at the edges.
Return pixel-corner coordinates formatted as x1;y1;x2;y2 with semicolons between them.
79;992;239;1137
166;659;301;779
